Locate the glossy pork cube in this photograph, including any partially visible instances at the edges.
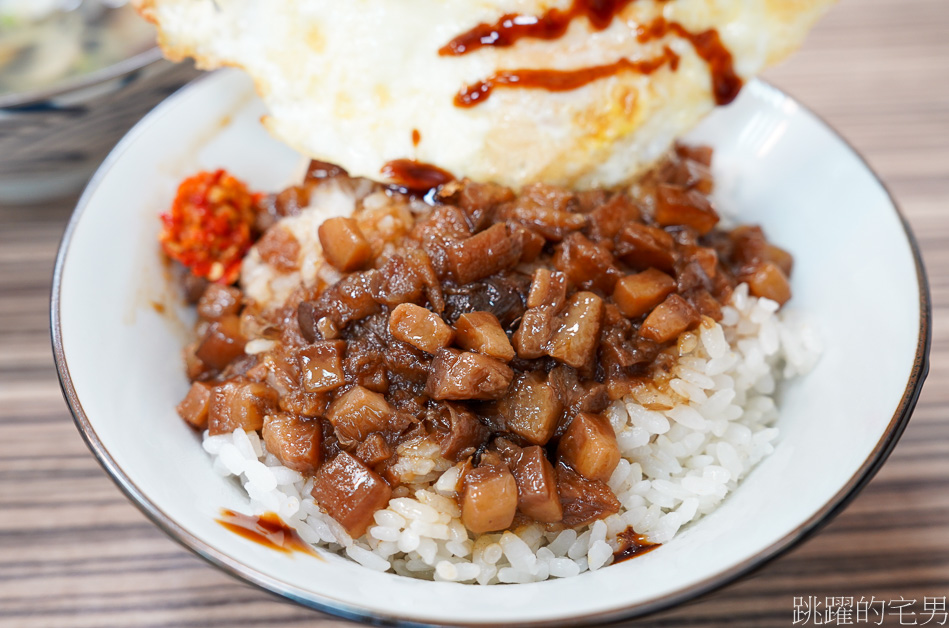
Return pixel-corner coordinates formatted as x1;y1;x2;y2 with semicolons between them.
556;463;620;527
388;303;454;354
614;223;676;272
195;314;246;370
318;216;372;272
438;403;490;461
426;348;514;400
354;432;393;466
310;452;392;538
177;381;213;429
744;262;792;306
296;341;345;393
558;412;621;483
262;413;323;473
612;269;677;318
446;223;523;284
553;232;619;292
502;372;563;446
546;291;604;369
653;184;720;235
325;385;394;444
639;293;699;343
512;307;554;359
453;311;514;361
208;380;278;436
526;268;567;309
512;446;563;523
196;284;242;321
461;464;518;534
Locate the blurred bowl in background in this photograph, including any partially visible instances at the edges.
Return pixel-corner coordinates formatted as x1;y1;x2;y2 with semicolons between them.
0;1;199;204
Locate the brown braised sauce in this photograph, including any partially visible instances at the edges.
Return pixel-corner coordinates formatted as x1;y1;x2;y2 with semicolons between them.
381;159;455;192
217;509;318;556
411;129;421;147
440;0;648;56
442;3;741;108
613;527;660;562
454;46;679;108
636;17;741;105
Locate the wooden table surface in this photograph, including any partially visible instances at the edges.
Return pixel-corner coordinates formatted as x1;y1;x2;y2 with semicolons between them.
2;1;947;626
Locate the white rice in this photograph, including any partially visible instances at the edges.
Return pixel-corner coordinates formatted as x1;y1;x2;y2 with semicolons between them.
202;282;820;583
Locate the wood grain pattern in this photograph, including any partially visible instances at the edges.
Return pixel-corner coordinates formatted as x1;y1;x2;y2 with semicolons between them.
1;0;947;625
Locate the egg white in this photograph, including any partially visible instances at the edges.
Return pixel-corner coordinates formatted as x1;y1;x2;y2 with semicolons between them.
136;0;833;189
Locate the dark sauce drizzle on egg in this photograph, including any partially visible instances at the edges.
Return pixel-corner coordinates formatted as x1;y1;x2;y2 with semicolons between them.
441;0;741;108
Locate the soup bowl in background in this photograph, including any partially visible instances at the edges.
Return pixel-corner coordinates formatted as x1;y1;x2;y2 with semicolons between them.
0;3;199;203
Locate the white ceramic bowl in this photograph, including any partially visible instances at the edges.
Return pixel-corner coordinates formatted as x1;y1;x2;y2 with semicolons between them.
52;69;930;626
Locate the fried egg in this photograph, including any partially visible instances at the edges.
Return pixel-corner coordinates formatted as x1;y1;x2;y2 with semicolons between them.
136;0;833;189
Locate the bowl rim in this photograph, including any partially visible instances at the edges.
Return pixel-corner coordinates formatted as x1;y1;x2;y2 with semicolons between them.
49;73;932;627
0;46;165;109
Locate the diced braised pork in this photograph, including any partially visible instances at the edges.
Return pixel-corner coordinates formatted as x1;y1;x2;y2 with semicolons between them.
615;223;676;272
500;372;563;446
426;348;514;401
318;216;372;272
513;446;563;523
461;464;518;534
450;179;515;231
410;205;471;278
256;226;301;272
296;341;346;393
310;452;392;538
354;432;393;466
342;333;389;393
526;268;567;309
177;381;213;429
767;244;794;277
437;403;490;461
453;312;514;361
612;269;677;318
743;261;792;305
675;142;713;167
558;412;621;483
326;385;399;444
501;184;586;241
653;184;719;235
512;224;546;263
175;145;798;539
208;380;278;435
447;223;523;284
511;307;554;359
546;292;604;369
303;272;379;330
425;349;514;400
639;294;699;343
556;463;621;527
729;225;765;267
262;413;323;473
388;303;454;354
553;232;619;292
195;315;246;371
586;193;641;242
370;249;443;311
